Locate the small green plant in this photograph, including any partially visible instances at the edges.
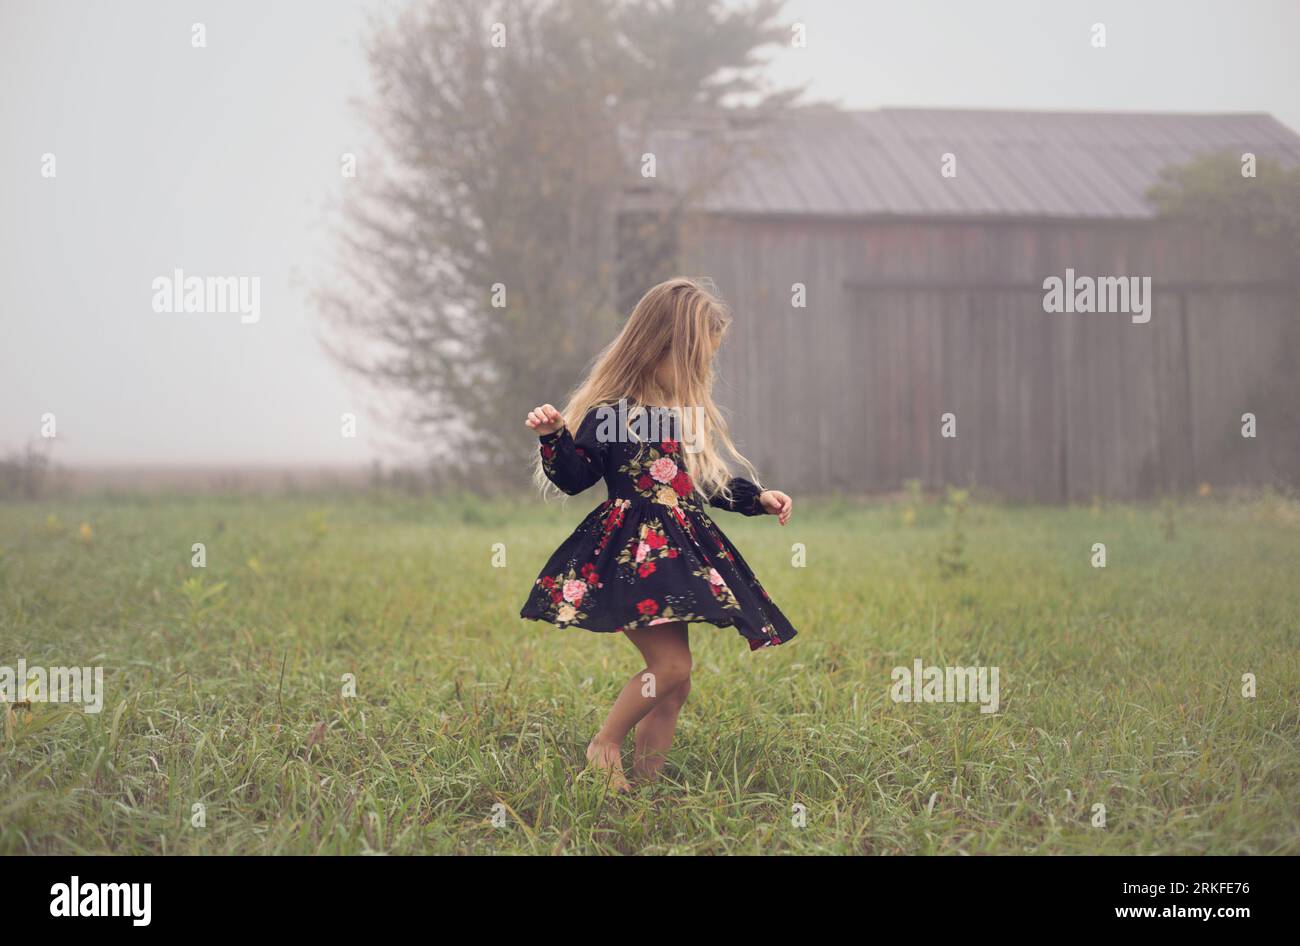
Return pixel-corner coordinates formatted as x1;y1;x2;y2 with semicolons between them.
937;486;970;578
902;478;923;527
179;576;227;630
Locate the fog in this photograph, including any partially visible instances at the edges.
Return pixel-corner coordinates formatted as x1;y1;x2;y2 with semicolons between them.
2;0;1297;467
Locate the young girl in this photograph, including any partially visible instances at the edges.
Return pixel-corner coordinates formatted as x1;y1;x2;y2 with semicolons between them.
520;277;797;792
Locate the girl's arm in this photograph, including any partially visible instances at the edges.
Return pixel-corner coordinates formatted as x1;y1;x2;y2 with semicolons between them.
537;409;605;496
708;477;766;516
710;479;794;524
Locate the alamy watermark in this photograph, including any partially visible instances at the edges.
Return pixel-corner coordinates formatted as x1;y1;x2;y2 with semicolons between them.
1042;268;1151;324
593;398;704;453
891;659;1000;714
151;268;260;324
49;876;150;926
1;659;104;713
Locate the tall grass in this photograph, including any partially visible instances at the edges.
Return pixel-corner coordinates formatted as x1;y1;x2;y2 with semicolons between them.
0;493;1296;854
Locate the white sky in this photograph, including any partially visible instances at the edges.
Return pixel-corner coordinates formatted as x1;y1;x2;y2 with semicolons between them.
2;0;1298;465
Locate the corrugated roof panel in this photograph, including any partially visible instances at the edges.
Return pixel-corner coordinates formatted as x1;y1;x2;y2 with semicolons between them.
983;145;1058;216
985;140;1060;215
789;143;847;213
946;140;1014;214
647;108;1300;219
1080;142;1155;216
1031;142;1117;217
806;131;874;213
1112;144;1183;209
1003;143;1081;216
876;136;954;215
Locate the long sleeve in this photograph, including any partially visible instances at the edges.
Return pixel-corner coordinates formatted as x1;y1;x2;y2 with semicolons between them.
709;477;766;516
538;409;605;496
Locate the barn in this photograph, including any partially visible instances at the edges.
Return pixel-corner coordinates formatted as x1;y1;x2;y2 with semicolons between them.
625;108;1300;501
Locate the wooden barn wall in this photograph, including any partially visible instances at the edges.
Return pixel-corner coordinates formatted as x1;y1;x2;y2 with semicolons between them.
676;215;1298;500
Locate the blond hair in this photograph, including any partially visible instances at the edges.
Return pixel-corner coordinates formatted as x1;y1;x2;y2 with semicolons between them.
534;277;760;500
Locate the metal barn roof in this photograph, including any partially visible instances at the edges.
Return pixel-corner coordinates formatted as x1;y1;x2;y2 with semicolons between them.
636;108;1300;220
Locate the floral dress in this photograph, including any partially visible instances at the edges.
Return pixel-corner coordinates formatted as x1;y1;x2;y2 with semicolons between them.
520;406;797;650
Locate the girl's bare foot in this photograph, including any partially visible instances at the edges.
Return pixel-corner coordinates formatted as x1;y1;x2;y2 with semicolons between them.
585;738;632;793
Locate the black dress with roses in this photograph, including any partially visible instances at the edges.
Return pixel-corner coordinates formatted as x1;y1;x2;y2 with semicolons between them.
519;406;797;650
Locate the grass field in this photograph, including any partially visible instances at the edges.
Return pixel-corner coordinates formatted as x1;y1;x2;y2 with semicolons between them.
1;491;1297;855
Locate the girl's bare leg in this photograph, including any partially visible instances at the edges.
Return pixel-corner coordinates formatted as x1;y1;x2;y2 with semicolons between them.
586;622;691;793
631;629;691;782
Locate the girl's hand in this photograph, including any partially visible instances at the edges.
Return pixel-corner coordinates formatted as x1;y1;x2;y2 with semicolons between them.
525;403;565;437
759;489;793;525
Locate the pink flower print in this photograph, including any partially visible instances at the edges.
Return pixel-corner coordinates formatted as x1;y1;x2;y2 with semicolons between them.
649;457;678;484
562;579;586;605
635;541;650;563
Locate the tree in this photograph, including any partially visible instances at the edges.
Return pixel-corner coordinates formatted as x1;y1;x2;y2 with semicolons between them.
1150;150;1300;485
317;0;796;487
1149;151;1300;263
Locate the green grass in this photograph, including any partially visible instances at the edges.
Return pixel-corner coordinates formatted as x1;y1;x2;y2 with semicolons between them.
1;491;1297;854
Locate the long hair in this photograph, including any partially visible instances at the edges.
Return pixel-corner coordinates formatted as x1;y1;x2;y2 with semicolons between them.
533;276;760;499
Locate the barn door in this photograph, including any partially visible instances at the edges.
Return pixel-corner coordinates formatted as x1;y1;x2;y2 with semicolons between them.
848;285;1061;501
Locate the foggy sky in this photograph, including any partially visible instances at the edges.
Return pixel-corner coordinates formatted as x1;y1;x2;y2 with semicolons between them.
3;0;1298;466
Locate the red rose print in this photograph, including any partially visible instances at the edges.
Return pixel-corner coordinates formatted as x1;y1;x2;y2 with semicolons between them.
581;563;599;583
644;531;667;549
661;439;678;453
672;470;693;496
636;474;653;491
540;575;555;589
638;562;656;578
636;598;658;616
540;445;554;459
666;548;678;558
550;590;563;603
